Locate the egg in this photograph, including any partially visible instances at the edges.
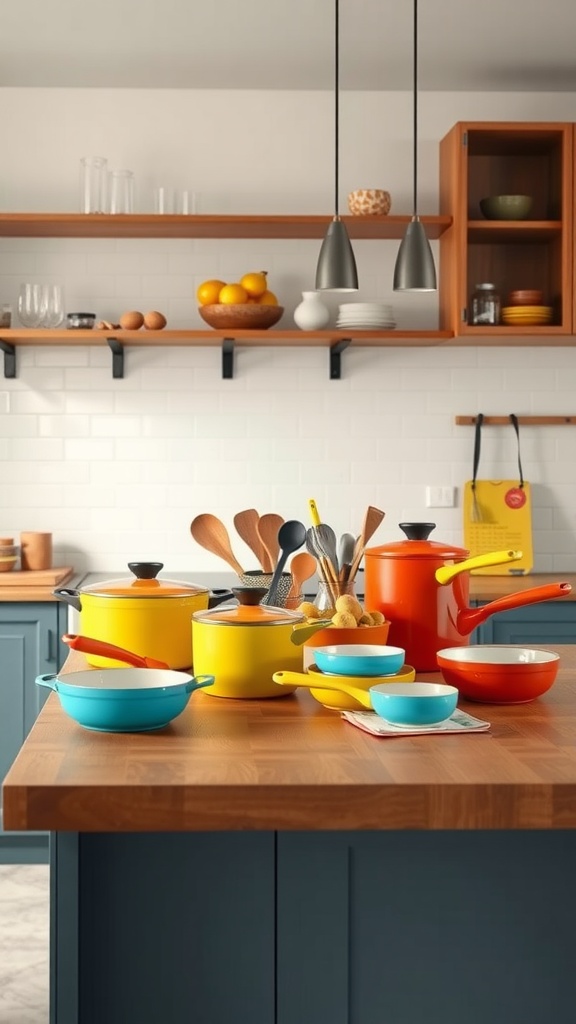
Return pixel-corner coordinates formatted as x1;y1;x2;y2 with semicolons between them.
119;310;144;330
144;310;167;330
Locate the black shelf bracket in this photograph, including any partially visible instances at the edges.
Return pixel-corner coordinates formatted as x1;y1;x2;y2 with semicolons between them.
330;338;351;380
0;339;16;378
106;337;124;379
222;338;234;379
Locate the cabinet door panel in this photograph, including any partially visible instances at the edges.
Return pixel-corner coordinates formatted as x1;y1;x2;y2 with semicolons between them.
473;601;576;645
278;831;576;1024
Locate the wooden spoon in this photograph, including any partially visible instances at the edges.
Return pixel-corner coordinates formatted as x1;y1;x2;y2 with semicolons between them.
257;513;284;573
349;506;386;580
190;514;244;576
233;508;268;571
287;551;317;601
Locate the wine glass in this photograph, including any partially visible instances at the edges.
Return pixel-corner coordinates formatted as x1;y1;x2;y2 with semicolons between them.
17;283;43;327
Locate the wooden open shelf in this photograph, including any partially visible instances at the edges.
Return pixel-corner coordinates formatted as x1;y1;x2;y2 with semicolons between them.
0;212;452;241
467;220;563;243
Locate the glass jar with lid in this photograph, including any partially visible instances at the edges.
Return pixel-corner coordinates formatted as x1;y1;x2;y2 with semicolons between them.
470;283;501;325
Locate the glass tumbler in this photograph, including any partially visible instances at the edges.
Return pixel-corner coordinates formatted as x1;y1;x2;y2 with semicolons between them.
80;156;108;214
18;283;43;327
42;284;65;327
110;170;134;214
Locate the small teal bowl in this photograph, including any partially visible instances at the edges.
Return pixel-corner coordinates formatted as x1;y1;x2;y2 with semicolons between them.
313;644;405;677
369;681;458;726
36;667;214;732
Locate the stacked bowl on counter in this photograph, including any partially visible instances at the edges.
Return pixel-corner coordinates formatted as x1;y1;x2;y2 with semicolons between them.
336;302;396;330
0;537;18;573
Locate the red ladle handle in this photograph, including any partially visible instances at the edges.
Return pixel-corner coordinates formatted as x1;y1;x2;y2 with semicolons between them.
62;634;169;670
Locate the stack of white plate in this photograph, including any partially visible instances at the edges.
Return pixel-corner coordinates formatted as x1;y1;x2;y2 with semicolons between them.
336;302;396;330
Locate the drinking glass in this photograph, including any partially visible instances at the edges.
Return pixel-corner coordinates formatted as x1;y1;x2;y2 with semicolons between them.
80;156;108;214
110;170;134;214
17;283;43;327
42;284;65;327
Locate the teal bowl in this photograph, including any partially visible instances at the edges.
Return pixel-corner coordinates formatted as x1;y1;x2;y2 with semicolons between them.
313;644;405;677
36;668;214;732
369;681;458;726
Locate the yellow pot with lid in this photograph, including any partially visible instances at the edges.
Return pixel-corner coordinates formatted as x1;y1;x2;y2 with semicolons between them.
54;562;232;670
192;588;305;698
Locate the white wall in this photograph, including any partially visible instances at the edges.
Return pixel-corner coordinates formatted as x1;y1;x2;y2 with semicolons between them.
1;88;575;574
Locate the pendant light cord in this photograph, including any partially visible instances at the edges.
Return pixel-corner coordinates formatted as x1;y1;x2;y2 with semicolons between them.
334;0;340;218
412;0;418;217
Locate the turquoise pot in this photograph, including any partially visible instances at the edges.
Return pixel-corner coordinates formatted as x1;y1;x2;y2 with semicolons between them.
36;668;214;732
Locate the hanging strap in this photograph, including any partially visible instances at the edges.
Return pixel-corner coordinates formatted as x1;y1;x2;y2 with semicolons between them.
509;413;525;488
472;412;524;489
471;412;484;492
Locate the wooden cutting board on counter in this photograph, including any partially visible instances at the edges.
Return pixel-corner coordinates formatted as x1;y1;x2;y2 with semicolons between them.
0;566;74;587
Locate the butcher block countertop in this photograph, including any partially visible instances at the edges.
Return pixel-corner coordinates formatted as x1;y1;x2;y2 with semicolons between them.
4;645;576;834
0;566;74;601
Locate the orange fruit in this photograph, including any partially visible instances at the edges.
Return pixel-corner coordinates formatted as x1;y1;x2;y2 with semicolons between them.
219;283;249;304
240;271;268;298
258;290;279;306
197;279;226;305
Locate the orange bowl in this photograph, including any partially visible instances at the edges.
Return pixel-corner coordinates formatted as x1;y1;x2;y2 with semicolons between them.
436;646;559;704
198;304;283;330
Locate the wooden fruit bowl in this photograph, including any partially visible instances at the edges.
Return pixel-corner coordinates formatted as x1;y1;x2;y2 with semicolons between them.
198;304;284;330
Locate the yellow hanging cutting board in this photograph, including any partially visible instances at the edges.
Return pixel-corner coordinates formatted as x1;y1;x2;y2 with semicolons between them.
463;480;533;574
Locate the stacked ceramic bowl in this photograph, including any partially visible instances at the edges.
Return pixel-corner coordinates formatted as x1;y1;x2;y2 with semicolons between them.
336;302;396;330
0;536;18;573
502;289;553;327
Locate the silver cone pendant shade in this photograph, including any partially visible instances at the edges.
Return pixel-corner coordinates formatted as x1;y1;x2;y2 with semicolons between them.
393;0;437;292
316;217;359;291
393;216;437;291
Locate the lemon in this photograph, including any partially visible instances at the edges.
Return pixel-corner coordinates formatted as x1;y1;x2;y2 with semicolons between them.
240;271;268;298
219;283;249;304
258;290;279;306
197;279;226;306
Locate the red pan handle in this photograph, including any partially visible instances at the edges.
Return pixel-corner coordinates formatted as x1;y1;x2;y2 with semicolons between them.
62;633;169;669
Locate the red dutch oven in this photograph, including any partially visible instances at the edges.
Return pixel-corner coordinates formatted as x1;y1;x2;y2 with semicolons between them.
363;523;571;671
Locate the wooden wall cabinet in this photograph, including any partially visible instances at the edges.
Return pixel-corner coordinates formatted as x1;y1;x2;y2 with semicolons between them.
439;121;573;337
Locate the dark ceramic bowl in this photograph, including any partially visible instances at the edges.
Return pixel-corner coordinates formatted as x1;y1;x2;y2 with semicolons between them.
479;195;533;221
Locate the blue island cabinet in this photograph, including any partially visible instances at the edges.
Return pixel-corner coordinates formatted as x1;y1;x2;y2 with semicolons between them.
52;829;576;1024
0;601;68;862
472;599;576;645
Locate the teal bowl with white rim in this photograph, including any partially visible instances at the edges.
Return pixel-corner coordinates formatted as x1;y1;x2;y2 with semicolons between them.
35;667;214;732
369;681;458;726
313;644;405;677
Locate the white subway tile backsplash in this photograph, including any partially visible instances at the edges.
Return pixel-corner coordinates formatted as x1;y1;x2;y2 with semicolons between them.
0;89;575;571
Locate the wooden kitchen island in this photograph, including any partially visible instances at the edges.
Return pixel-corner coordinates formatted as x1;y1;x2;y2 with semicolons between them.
4;646;576;1024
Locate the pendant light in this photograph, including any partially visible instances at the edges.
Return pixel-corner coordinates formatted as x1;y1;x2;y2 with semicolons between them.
393;0;437;292
315;0;358;292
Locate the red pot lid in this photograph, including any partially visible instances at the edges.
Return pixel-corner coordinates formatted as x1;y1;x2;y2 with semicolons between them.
366;523;469;560
80;562;209;598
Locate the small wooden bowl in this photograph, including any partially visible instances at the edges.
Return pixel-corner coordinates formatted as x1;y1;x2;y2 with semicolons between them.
198;304;284;330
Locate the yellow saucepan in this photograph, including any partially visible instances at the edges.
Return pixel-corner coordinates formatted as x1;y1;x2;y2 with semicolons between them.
273;663;416;710
53;561;232;670
192;587;305;698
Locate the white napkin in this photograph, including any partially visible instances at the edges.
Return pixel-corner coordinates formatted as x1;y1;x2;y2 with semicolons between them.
341;707;490;737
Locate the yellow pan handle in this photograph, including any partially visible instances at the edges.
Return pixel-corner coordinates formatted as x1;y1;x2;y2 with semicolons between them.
273;670;373;709
308;499;321;527
290;620;333;646
435;549;522;586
